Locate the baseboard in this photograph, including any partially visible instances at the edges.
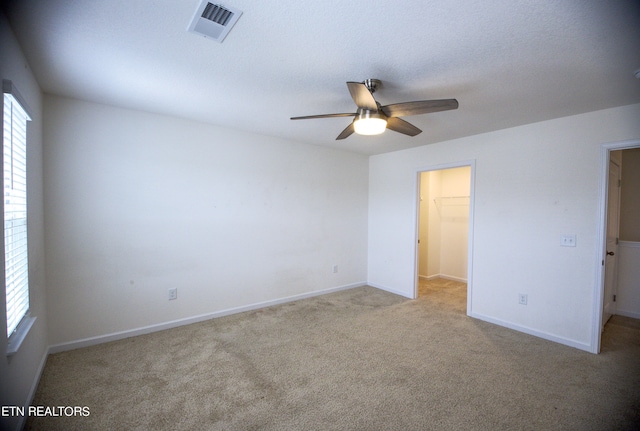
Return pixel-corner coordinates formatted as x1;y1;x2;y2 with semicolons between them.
419;274;467;283
616;310;640;320
469;312;593;353
437;274;467;283
15;345;50;431
366;282;412;299
618;241;640;248
418;274;440;281
48;282;366;354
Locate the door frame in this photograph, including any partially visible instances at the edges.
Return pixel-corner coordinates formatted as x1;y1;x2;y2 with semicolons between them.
592;139;640;353
413;160;475;316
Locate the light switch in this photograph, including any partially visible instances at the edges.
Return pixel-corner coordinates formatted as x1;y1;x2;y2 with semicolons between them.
561;234;576;247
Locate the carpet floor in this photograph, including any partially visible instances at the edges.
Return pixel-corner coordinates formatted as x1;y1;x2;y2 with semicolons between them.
25;280;640;430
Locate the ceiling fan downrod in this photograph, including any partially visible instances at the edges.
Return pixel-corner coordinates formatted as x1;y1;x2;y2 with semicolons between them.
363;78;381;94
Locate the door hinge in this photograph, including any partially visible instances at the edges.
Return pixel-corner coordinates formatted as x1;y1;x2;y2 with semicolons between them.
602;259;605;266
613;294;616;302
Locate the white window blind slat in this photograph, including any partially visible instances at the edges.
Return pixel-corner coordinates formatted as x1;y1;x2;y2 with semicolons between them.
4;91;30;338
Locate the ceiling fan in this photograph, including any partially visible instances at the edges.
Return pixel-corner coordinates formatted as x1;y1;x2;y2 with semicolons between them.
290;79;458;140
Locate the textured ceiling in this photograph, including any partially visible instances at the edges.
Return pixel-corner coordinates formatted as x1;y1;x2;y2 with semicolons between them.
3;0;640;155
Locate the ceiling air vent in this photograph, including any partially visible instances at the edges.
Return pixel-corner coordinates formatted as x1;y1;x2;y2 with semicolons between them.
188;1;242;43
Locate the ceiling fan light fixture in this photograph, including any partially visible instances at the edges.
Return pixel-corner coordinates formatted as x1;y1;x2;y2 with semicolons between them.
353;110;387;135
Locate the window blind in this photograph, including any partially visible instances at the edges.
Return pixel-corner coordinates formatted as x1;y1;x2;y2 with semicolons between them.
4;91;30;338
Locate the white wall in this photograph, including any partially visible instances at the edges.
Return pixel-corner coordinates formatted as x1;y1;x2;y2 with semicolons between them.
616;242;640;319
368;103;640;351
43;95;369;347
417;173;430;277
426;171;441;277
0;12;48;431
620;148;640;241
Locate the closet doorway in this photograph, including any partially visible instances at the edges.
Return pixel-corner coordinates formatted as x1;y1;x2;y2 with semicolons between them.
416;165;472;313
595;143;640;352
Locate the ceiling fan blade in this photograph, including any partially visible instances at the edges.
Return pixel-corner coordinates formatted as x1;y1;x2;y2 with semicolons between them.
290;113;356;120
381;99;458;117
336;122;355;140
386;117;422;136
346;82;378;111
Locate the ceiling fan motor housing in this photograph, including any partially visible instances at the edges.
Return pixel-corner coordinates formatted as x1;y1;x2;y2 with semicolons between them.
363;79;382;94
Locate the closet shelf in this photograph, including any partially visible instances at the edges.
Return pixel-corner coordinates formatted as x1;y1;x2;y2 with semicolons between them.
432;196;470;218
433;196;470;207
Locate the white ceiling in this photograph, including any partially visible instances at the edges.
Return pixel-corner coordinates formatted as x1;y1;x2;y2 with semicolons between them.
3;0;640;155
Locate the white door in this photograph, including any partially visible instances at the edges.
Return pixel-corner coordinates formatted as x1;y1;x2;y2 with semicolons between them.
602;158;621;327
417;173;429;279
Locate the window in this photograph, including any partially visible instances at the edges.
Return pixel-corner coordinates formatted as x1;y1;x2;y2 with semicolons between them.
3;80;34;355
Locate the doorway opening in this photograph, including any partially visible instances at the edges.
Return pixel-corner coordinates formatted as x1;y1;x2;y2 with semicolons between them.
595;141;640;352
415;164;473;315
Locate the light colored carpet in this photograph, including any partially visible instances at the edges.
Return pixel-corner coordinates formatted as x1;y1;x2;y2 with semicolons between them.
25;280;640;430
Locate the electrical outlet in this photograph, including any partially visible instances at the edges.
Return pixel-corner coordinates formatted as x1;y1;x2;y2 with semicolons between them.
518;294;528;305
332;265;338;274
168;288;177;301
561;234;576;247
